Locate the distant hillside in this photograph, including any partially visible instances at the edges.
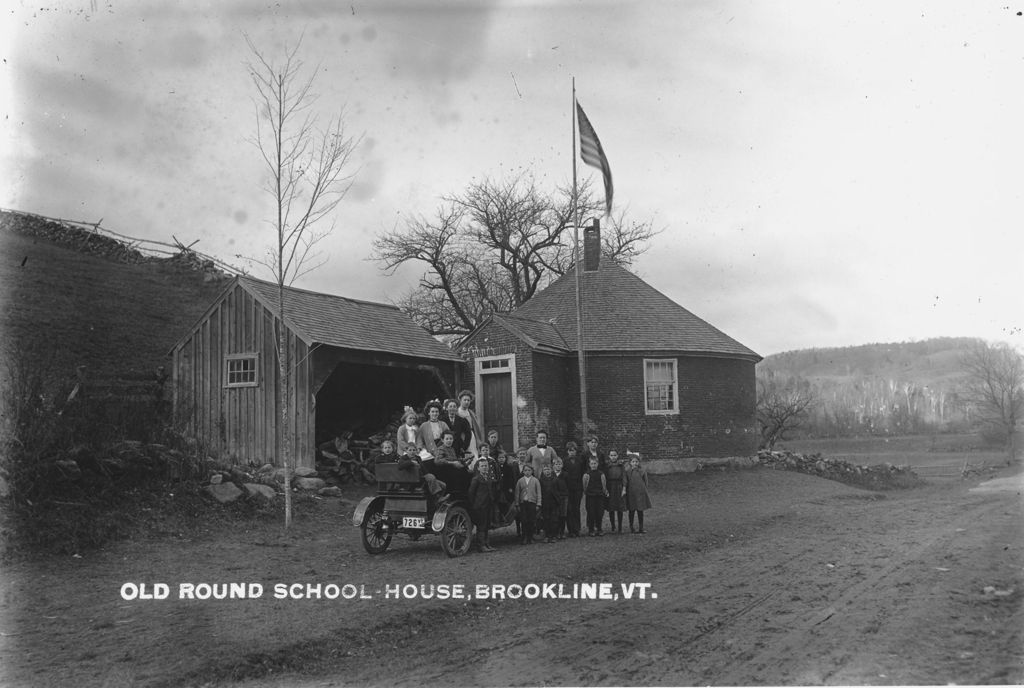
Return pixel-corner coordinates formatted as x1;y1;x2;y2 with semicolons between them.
0;210;233;384
758;338;981;436
761;338;976;388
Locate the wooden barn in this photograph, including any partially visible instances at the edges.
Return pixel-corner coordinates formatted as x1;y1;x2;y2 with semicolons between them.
458;223;762;461
170;276;463;467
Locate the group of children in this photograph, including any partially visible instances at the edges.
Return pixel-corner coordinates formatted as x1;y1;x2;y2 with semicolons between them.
505;432;655;544
372;399;654;552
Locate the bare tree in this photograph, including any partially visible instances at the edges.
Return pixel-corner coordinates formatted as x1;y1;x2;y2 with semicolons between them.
960;340;1023;463
245;35;359;528
372;173;659;337
757;370;815;450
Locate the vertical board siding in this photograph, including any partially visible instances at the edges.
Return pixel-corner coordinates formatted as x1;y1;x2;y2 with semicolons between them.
174;281;442;469
210;302;222;457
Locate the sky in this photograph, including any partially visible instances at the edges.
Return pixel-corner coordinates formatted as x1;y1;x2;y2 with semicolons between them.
3;0;1022;357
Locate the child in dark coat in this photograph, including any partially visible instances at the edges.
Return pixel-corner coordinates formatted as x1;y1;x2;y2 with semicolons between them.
484;429;506;461
370;439;398;465
604;450;627;533
538;464;560;543
398;443;447;506
561;441;585;537
550;457;569;540
624;452;653;533
468;458;497;552
581;456;608;536
495;448;519;524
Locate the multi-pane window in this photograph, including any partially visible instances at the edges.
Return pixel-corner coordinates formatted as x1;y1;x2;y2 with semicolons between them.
644;359;678;414
481;358;510;370
225;354;259;387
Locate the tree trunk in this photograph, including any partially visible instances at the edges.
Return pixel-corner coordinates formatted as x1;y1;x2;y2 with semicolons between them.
276;312;292;529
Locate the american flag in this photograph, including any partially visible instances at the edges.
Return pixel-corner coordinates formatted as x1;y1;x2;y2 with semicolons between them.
576;100;613;215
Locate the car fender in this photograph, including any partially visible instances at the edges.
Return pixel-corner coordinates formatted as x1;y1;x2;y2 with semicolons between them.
431;504;451;533
352;496;385;527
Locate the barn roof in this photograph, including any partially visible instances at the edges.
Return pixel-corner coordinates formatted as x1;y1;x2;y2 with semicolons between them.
494;262;760;361
235;276;463;362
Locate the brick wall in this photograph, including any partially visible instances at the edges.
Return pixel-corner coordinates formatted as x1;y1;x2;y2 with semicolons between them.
460;325;757;460
522;352;572;449
582;354;757;459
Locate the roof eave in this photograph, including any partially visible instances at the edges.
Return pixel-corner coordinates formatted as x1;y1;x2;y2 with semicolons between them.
308;341;464;363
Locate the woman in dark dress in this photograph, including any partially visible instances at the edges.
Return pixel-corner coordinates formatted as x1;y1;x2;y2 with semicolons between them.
443;398;473;458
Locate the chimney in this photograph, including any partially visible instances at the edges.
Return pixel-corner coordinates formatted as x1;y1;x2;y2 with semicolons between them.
583;218;601;272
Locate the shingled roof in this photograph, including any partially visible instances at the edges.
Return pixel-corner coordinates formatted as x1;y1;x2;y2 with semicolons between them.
505;262;760;361
238;276;462;362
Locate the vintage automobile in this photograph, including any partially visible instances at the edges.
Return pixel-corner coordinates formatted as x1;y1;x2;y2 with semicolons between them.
352;461;478;557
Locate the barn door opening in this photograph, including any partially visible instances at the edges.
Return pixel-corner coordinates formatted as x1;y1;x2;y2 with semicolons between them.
314;362;449;445
476;355;517;451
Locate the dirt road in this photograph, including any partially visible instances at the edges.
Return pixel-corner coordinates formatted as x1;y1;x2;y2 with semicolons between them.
1;467;1021;686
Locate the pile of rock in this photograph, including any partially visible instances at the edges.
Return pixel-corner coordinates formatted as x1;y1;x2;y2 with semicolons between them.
1;209;230;279
2;211;149;264
42;440;193;483
201;462;347;505
755;449;924;490
35;441;351;505
159;248;224;277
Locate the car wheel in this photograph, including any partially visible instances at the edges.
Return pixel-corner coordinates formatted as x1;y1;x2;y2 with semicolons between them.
441;506;472;558
361;504;392;554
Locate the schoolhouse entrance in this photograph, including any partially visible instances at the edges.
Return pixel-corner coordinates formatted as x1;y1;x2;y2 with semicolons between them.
476;354;517;451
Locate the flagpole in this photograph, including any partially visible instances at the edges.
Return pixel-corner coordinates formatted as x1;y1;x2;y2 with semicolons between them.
572;78;588;437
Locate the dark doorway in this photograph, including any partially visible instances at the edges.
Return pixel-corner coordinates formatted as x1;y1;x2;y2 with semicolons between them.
315;362;448;445
481;372;513;450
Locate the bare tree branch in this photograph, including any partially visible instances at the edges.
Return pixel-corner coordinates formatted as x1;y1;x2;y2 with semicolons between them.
757;370;816;450
960;340;1024;463
372;172;658;336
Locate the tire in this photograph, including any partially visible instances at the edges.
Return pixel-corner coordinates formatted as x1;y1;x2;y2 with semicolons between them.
440;506;473;558
361;504;392;555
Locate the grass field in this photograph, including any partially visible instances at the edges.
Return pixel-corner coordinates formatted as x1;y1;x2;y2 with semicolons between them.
0;222;232;380
778;432;1013;477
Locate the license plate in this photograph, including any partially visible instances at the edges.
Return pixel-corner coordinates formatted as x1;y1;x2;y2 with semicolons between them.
402;516;425;529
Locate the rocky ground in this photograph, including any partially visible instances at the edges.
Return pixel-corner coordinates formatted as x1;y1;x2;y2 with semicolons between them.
1;465;1021;687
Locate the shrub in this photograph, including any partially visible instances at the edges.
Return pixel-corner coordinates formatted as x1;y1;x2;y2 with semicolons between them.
0;341;210;555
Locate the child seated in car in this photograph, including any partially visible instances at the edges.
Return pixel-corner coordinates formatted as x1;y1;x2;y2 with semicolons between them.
398;442;448;505
371;439;399;465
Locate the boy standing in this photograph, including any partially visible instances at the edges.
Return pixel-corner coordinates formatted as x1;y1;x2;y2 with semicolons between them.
515;464;542;544
581;456;608;536
485;429;505;460
495;449;520;528
561;441;585;537
539;464;560;543
551;457;569;540
468;459;497;552
580;435;607;473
